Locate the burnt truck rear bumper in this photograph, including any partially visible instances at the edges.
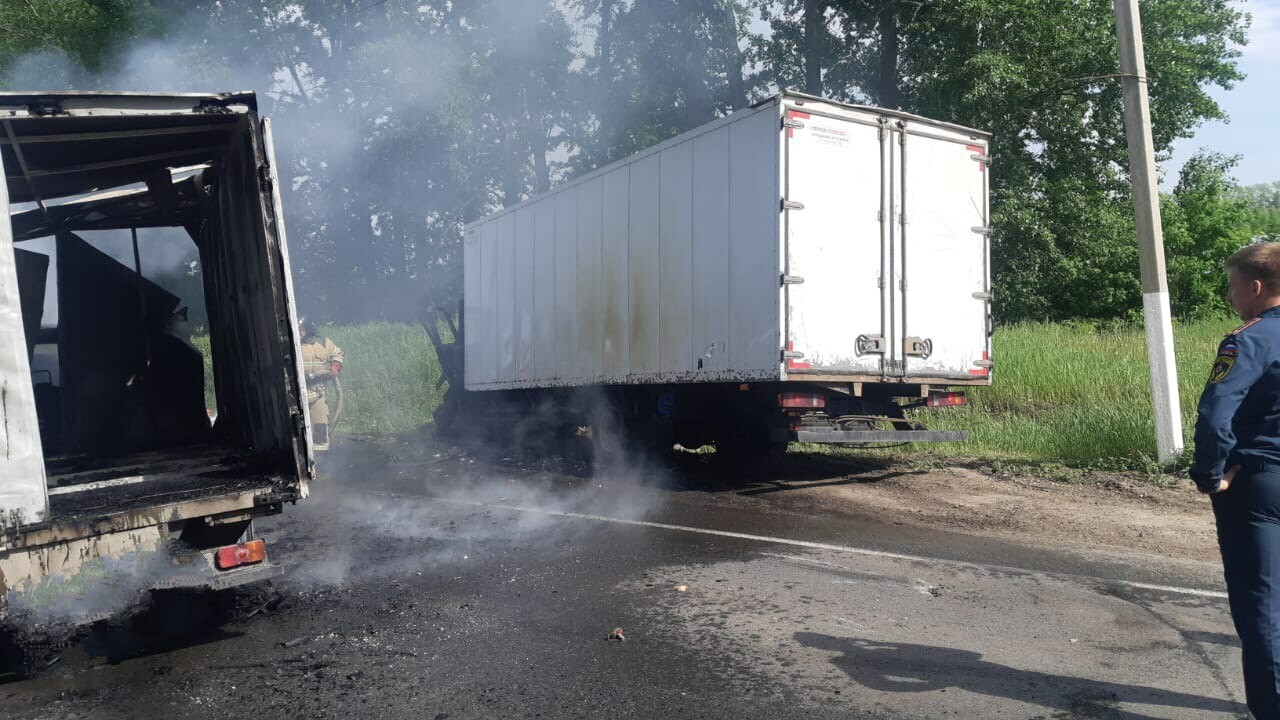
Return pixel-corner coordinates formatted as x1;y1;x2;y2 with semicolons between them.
773;429;969;444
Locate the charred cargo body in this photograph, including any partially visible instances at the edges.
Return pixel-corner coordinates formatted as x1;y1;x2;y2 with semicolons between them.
0;92;313;674
439;92;992;454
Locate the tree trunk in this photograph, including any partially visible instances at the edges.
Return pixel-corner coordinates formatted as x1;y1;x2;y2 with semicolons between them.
595;0;619;162
804;0;822;95
717;1;749;110
528;104;550;194
877;1;900;108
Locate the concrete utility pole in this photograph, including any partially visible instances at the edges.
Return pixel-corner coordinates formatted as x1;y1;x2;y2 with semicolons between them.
1114;0;1183;463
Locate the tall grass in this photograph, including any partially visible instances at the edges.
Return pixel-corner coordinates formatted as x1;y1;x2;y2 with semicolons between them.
191;318;1241;469
912;318;1235;468
191;322;444;437
323;323;444;435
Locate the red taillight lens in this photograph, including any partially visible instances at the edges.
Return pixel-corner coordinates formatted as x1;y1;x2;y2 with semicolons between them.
926;392;967;408
779;392;826;409
216;540;267;570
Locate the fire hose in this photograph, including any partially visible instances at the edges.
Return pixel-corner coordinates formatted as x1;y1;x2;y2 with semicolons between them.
330;376;345;435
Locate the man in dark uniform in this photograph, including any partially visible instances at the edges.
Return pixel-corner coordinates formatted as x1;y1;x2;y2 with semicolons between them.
1191;241;1280;720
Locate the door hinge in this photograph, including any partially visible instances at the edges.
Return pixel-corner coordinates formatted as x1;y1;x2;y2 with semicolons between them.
975;358;995;368
783;118;805;130
970;153;991;164
878;121;888;141
782;199;805;211
782;350;806;360
972;291;993;301
904;337;933;359
856;335;886;356
781;274;805;286
971;226;994;236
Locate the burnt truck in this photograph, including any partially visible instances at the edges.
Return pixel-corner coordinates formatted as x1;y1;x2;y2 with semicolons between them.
0;92;314;674
431;92;992;456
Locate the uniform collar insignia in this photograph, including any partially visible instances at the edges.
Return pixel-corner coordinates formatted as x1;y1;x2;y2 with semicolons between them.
1230;317;1264;336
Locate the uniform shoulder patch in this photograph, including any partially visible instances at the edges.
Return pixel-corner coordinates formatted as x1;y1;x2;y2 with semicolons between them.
1210;354;1236;383
1229;317;1263;336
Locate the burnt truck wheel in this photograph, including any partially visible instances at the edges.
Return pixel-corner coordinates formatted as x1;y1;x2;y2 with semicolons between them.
1;628;69;679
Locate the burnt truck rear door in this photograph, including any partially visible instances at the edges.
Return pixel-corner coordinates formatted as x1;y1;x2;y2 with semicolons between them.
0;148;49;530
256;118;313;481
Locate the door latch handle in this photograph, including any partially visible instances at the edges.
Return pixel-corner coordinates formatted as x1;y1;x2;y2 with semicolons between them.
856;335;886;356
904;337;933;359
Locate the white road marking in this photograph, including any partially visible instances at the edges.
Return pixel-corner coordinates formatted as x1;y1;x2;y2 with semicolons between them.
431;497;1230;600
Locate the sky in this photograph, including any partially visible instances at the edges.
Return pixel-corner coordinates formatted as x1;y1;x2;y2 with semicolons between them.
1164;0;1279;187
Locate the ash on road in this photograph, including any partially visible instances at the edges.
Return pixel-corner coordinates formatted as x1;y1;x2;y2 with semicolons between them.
3;437;1245;719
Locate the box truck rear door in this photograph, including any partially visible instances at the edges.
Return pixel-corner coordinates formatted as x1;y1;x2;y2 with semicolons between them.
897;129;991;379
0;146;49;530
783;106;887;376
257;118;314;481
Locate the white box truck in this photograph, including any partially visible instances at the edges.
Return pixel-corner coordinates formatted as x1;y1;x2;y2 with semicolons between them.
436;92;992;455
0;92;314;675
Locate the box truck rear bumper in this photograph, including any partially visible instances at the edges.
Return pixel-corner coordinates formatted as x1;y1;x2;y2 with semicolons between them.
775;429;969;444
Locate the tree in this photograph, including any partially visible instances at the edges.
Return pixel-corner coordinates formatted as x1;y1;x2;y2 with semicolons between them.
1235;181;1280;240
1;0;584;324
1163;153;1271;319
570;0;758;168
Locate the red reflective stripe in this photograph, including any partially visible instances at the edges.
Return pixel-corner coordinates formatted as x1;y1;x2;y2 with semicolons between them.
967;144;987;172
787;110;811;138
786;341;812;370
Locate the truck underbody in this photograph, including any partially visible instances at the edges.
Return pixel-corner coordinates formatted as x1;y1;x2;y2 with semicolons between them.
426;308;973;460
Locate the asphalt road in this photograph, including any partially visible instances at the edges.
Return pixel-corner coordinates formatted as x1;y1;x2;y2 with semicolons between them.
2;440;1249;719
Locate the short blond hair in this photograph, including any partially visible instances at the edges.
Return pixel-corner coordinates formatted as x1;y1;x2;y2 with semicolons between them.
1227;242;1280;295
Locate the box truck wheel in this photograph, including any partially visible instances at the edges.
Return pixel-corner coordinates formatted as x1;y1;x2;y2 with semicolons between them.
717;420;787;459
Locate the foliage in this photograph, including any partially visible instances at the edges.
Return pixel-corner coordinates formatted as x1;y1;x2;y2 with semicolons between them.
1162;152;1270;319
0;0;1267;327
1234;181;1280;239
570;0;755;168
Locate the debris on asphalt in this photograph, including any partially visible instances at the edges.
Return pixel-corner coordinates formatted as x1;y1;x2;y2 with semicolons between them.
608;627;626;642
674;585;689;592
278;629;333;649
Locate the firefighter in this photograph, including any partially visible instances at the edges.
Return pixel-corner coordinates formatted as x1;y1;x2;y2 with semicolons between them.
1190;241;1280;720
299;317;344;451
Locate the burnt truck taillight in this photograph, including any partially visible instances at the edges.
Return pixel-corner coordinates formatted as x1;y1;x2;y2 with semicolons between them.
215;540;267;570
779;392;826;409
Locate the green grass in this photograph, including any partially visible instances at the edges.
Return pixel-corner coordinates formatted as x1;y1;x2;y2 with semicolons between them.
322;323;444;435
190;318;1240;471
906;318;1235;470
191;322;444;437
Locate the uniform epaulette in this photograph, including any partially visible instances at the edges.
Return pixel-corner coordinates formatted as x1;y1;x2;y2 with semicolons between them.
1229;317;1263;336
